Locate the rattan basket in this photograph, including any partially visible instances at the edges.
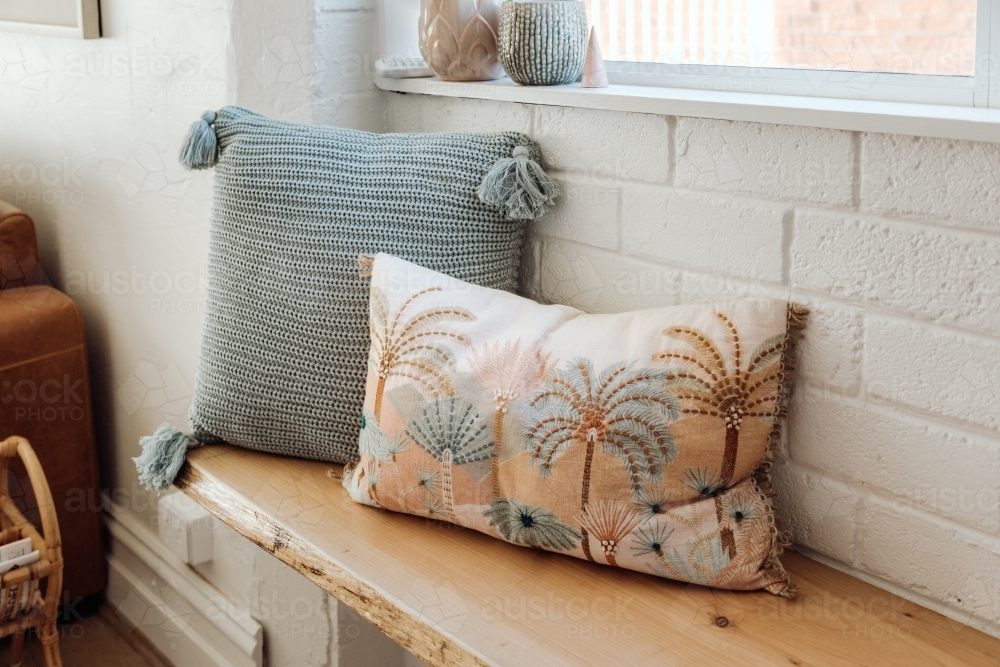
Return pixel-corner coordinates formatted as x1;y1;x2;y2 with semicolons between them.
0;436;63;667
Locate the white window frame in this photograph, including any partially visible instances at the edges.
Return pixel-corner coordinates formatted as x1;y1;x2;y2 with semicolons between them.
0;0;100;40
381;0;1000;108
599;0;999;108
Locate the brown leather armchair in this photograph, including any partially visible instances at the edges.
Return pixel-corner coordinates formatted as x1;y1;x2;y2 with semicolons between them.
0;201;44;290
0;200;106;619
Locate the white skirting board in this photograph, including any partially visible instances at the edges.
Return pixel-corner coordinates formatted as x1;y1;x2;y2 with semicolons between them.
104;503;264;667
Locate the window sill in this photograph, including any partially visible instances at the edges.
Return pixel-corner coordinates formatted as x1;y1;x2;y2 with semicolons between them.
374;75;1000;143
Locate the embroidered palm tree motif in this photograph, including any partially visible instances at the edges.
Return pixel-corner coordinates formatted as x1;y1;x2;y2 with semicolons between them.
357;411;409;508
681;467;725;498
636;488;770;587
578;501;642;566
369;285;475;421
653;312;786;486
421;496;447;517
654;313;785;557
633;484;670;523
484;498;581;551
380;434;410;510
523;358;679;562
725;495;760;525
414;464;440;496
631;522;675;571
357;410;391;506
469;339;555;500
406;398;494;521
681;465;735;555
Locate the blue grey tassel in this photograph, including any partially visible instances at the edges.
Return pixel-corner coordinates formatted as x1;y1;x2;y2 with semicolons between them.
134;423;200;491
478;145;560;220
179;110;219;170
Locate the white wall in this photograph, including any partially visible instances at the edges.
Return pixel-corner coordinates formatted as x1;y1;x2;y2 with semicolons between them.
385;92;1000;637
313;0;385;133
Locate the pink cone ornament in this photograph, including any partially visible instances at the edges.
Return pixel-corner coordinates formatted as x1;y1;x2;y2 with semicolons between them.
581;27;608;88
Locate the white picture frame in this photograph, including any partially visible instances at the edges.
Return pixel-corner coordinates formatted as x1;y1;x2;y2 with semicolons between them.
0;0;101;40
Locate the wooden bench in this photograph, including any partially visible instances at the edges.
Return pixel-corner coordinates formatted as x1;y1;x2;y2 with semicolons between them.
176;445;1000;667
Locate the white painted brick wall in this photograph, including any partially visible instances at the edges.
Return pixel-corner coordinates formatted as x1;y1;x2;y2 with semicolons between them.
790;386;1000;534
312;3;386;132
675;118;855;207
865;317;1000;432
388;93;533;134
622;185;787;281
537;238;683;313
859;498;1000;625
534;106;671;182
861;133;1000;233
792;211;1000;335
537;170;621;250
386;94;1000;636
794;302;864;394
772;462;860;564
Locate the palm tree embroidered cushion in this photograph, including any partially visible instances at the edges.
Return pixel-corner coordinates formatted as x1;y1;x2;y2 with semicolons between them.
344;254;808;596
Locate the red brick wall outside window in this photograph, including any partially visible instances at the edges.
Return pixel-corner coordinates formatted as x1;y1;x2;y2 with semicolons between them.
585;0;976;75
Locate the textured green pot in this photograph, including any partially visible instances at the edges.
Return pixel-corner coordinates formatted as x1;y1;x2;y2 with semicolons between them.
498;1;588;86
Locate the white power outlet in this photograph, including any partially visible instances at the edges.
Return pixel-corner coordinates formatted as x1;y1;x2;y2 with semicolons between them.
158;491;214;565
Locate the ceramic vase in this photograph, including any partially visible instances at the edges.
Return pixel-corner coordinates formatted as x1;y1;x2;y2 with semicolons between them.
498;0;588;86
418;0;505;81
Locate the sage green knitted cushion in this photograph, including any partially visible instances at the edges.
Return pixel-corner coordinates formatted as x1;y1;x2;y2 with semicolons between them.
186;106;555;465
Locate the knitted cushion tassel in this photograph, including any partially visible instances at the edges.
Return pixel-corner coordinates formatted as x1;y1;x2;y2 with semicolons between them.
478;144;560;220
179;110;219;170
134;424;200;491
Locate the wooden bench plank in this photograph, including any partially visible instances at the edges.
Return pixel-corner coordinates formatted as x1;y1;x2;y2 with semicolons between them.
176;445;1000;667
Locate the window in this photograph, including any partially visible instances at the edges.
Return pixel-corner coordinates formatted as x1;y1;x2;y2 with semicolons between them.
377;0;1000;110
584;0;997;105
588;0;976;74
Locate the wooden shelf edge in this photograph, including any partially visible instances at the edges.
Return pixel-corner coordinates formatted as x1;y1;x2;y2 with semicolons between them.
175;461;489;667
